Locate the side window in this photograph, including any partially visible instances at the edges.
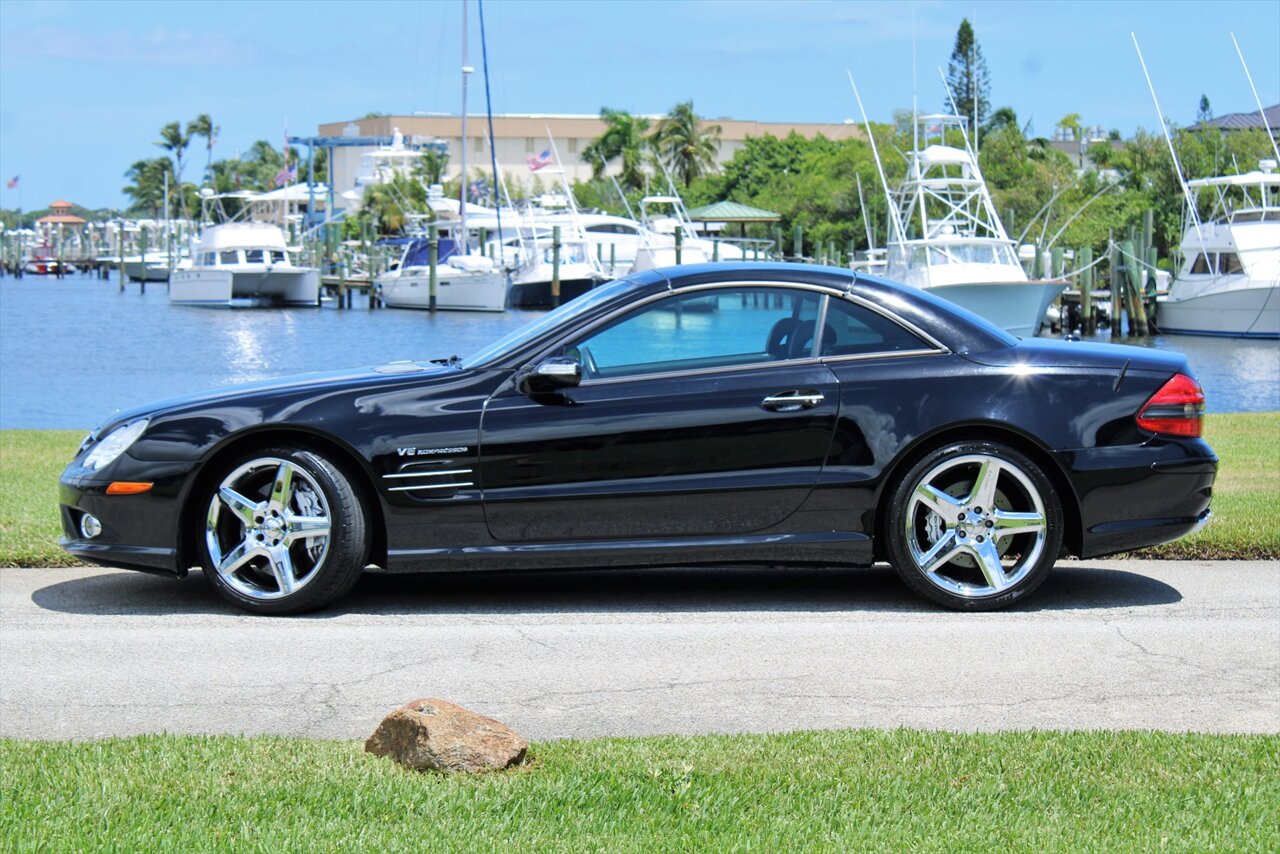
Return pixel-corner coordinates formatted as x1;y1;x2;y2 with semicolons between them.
820;298;929;357
1190;253;1212;274
1219;253;1244;275
567;287;821;380
219;250;239;265
244;249;265;263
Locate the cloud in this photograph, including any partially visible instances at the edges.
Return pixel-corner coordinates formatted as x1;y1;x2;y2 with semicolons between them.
0;25;282;67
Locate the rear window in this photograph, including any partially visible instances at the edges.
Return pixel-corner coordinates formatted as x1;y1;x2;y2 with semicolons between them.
821;298;929;356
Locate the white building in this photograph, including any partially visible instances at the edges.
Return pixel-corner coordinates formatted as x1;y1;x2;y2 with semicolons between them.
318;113;864;207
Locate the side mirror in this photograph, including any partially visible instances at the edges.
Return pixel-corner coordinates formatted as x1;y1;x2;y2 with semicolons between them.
517;356;582;395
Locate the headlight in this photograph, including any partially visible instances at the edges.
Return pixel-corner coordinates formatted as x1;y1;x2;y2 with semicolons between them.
83;419;149;471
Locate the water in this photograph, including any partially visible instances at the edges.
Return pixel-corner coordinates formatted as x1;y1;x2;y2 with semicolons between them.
1;273;1276;429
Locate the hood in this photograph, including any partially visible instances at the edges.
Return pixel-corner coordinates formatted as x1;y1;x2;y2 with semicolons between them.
94;361;457;433
964;338;1189;375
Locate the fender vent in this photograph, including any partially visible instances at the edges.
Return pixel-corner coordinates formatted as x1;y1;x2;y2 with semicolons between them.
382;461;474;498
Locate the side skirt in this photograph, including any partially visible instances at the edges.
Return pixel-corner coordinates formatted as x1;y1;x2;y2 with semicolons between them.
384;531;872;573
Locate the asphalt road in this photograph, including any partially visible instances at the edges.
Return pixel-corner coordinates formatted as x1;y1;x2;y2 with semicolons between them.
2;560;1277;741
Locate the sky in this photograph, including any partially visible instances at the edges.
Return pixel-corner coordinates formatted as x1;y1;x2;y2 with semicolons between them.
1;0;1277;212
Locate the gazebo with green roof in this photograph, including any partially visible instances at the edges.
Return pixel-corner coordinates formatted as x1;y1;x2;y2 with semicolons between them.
685;200;781;240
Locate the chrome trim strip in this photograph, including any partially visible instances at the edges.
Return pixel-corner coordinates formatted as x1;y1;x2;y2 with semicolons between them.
839;292;951;353
387;482;475;492
557;282;950;387
579;357;829;387
386;471;478;478
821;347;947;364
531;280;848;366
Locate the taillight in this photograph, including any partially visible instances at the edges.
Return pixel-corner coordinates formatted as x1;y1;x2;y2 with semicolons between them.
1136;373;1205;437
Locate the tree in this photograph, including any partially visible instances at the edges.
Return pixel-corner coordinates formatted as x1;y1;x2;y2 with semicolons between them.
983;107;1019;135
186;114;219;184
651;101;722;188
155;121;190;185
581;108;652;191
1056;113;1083;141
122;157;175;218
1196;95;1213;125
944;19;991;128
155;121;191;217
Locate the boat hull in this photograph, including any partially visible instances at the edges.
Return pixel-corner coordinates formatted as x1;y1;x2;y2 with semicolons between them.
379;270;508;312
507;278;600;307
169;269;320;307
1156;284;1280;339
123;260;171;282
923;280;1066;338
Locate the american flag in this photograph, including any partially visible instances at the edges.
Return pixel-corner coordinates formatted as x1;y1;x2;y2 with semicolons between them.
5;175;17;190
468;177;488;201
273;164;297;187
526;149;552;172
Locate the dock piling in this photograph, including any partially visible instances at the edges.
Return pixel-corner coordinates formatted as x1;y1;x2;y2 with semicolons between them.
428;224;439;313
1080;246;1094;334
551;225;561;307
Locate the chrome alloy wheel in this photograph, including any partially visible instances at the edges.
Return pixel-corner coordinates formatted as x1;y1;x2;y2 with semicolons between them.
204;457;332;600
904;453;1048;598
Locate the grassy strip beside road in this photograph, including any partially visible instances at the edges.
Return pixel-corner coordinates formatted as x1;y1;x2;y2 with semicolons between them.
2;730;1276;850
1136;411;1279;559
0;430;82;567
1;414;1276;566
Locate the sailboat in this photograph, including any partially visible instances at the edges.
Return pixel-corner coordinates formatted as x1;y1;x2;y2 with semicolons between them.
378;0;507;313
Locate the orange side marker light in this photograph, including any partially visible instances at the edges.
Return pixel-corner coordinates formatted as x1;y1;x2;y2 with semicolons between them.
106;482;153;495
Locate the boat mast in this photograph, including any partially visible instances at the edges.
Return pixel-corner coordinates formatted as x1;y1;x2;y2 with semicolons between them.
1131;33;1209;262
847;70;906;244
1230;32;1280;163
459;0;473;255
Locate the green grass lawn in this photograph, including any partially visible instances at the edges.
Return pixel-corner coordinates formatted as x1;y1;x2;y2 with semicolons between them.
1;413;1276;566
1135;411;1279;559
0;429;82;567
2;730;1276;851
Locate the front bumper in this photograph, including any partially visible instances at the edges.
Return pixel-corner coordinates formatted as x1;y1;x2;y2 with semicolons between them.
58;461;192;576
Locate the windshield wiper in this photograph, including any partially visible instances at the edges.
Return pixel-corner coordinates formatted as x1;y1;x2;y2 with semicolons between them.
430;355;463;368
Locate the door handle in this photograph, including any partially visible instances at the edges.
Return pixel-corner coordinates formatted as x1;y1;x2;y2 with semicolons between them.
761;390;825;412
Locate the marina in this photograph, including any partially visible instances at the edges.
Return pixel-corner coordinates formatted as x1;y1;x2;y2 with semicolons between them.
0;272;1275;430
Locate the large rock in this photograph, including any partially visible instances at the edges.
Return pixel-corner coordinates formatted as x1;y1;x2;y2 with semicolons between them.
365;698;527;773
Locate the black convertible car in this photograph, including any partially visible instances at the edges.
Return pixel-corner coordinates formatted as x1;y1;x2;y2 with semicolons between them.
59;264;1215;614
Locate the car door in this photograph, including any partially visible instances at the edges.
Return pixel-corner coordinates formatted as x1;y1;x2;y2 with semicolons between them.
478;285;841;542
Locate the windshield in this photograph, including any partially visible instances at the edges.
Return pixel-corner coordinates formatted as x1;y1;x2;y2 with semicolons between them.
460;278;645;369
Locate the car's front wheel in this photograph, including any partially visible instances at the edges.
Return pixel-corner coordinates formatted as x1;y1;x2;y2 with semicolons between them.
199;447;367;614
886;441;1063;610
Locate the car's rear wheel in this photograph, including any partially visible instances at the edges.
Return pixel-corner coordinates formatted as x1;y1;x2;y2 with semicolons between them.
886;441;1062;610
199;447;367;614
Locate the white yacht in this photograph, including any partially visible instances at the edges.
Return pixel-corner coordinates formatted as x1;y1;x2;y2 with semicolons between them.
341;128;428;213
170;223;319;307
871;115;1064;336
629;195;747;272
1156;162;1279;338
376;236;508;312
501;216;604;306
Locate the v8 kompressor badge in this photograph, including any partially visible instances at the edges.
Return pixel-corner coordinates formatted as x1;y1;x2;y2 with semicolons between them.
396;446;469;457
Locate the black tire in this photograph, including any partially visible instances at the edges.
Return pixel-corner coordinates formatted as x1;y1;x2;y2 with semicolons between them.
198;446;368;615
885;441;1063;611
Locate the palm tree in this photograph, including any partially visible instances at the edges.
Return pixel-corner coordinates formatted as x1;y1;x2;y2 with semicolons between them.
155;121;190;184
155;121;191;218
651;101;721;188
982;107;1019;136
186;114;219;183
582;108;652;191
122;158;173;218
